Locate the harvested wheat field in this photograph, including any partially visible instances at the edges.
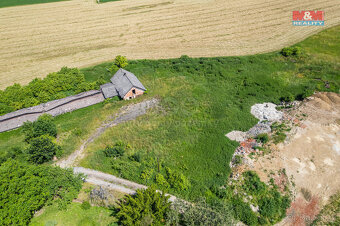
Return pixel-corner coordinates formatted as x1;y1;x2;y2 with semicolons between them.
0;0;340;88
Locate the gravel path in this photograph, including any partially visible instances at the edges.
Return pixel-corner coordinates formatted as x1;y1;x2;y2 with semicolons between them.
74;167;177;202
56;98;159;168
53;98;177;199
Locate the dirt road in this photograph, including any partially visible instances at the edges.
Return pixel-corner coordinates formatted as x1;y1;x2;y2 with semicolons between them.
56;98;167;197
56;98;159;168
1;0;339;88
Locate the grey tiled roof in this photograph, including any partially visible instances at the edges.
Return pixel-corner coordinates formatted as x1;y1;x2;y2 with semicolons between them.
100;83;118;99
110;69;146;98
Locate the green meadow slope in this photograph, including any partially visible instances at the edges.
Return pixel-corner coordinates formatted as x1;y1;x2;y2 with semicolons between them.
0;26;339;200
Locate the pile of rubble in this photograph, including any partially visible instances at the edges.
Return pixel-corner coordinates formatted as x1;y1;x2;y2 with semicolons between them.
251;103;283;122
230;138;259;172
227;102;284;178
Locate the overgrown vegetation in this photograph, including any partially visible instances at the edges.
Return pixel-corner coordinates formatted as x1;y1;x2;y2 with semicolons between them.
0;26;339;225
22;114;57;143
113;187;171;225
0;159;83;225
167;198;234;225
255;133;269;144
99;143;190;194
271;122;290;144
0;114;61;165
223;171;291;225
23;114;61;164
0;67;104;116
280;46;302;57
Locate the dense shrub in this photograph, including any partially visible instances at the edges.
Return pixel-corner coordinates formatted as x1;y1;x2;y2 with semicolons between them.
155;173;170;188
26;135;61;164
242;171;266;195
0;160;83;225
165;167;190;191
229;171;291;225
232;198;258;226
114;55;128;69
114;187;170;226
279;92;295;103
281;46;302;57
22;114;57;143
103;141;129;158
255;133;269;144
0;67;100;116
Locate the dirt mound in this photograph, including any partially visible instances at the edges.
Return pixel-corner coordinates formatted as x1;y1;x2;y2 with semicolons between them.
325;92;340;104
309;97;332;111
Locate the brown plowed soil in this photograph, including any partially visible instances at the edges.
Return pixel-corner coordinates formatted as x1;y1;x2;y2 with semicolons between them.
1;0;340;88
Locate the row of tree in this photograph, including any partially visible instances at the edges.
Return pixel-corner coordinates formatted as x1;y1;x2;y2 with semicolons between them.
0;67;105;116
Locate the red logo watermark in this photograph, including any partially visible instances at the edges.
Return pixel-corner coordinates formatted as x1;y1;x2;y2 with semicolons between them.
292;11;324;26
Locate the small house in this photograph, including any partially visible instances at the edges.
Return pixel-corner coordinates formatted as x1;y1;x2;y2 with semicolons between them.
100;69;146;100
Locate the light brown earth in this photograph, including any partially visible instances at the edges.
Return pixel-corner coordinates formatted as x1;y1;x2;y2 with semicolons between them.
1;0;340;89
248;92;340;225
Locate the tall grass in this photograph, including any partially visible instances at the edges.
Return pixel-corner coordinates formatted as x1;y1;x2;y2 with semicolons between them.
1;26;339;200
80;49;339;199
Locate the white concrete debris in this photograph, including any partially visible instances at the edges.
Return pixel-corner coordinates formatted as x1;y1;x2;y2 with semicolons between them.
250;103;283;122
226;131;248;142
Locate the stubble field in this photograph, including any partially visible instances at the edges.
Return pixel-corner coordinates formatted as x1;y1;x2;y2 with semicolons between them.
0;0;339;89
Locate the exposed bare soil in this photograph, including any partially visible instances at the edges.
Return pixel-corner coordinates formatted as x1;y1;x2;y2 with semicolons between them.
248;92;340;225
1;0;340;88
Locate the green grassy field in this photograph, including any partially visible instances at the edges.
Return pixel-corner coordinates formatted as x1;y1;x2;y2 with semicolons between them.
0;0;67;8
1;26;339;200
30;202;113;226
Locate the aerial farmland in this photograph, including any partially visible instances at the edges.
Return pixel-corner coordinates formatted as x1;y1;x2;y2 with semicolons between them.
0;0;339;225
1;0;340;88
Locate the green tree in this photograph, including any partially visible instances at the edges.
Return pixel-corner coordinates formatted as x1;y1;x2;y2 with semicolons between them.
0;159;82;225
115;187;171;226
22;114;57;143
27;135;61;164
114;55;128;68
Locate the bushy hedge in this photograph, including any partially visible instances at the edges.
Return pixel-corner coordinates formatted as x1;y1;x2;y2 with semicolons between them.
0;159;83;225
0;67;103;116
